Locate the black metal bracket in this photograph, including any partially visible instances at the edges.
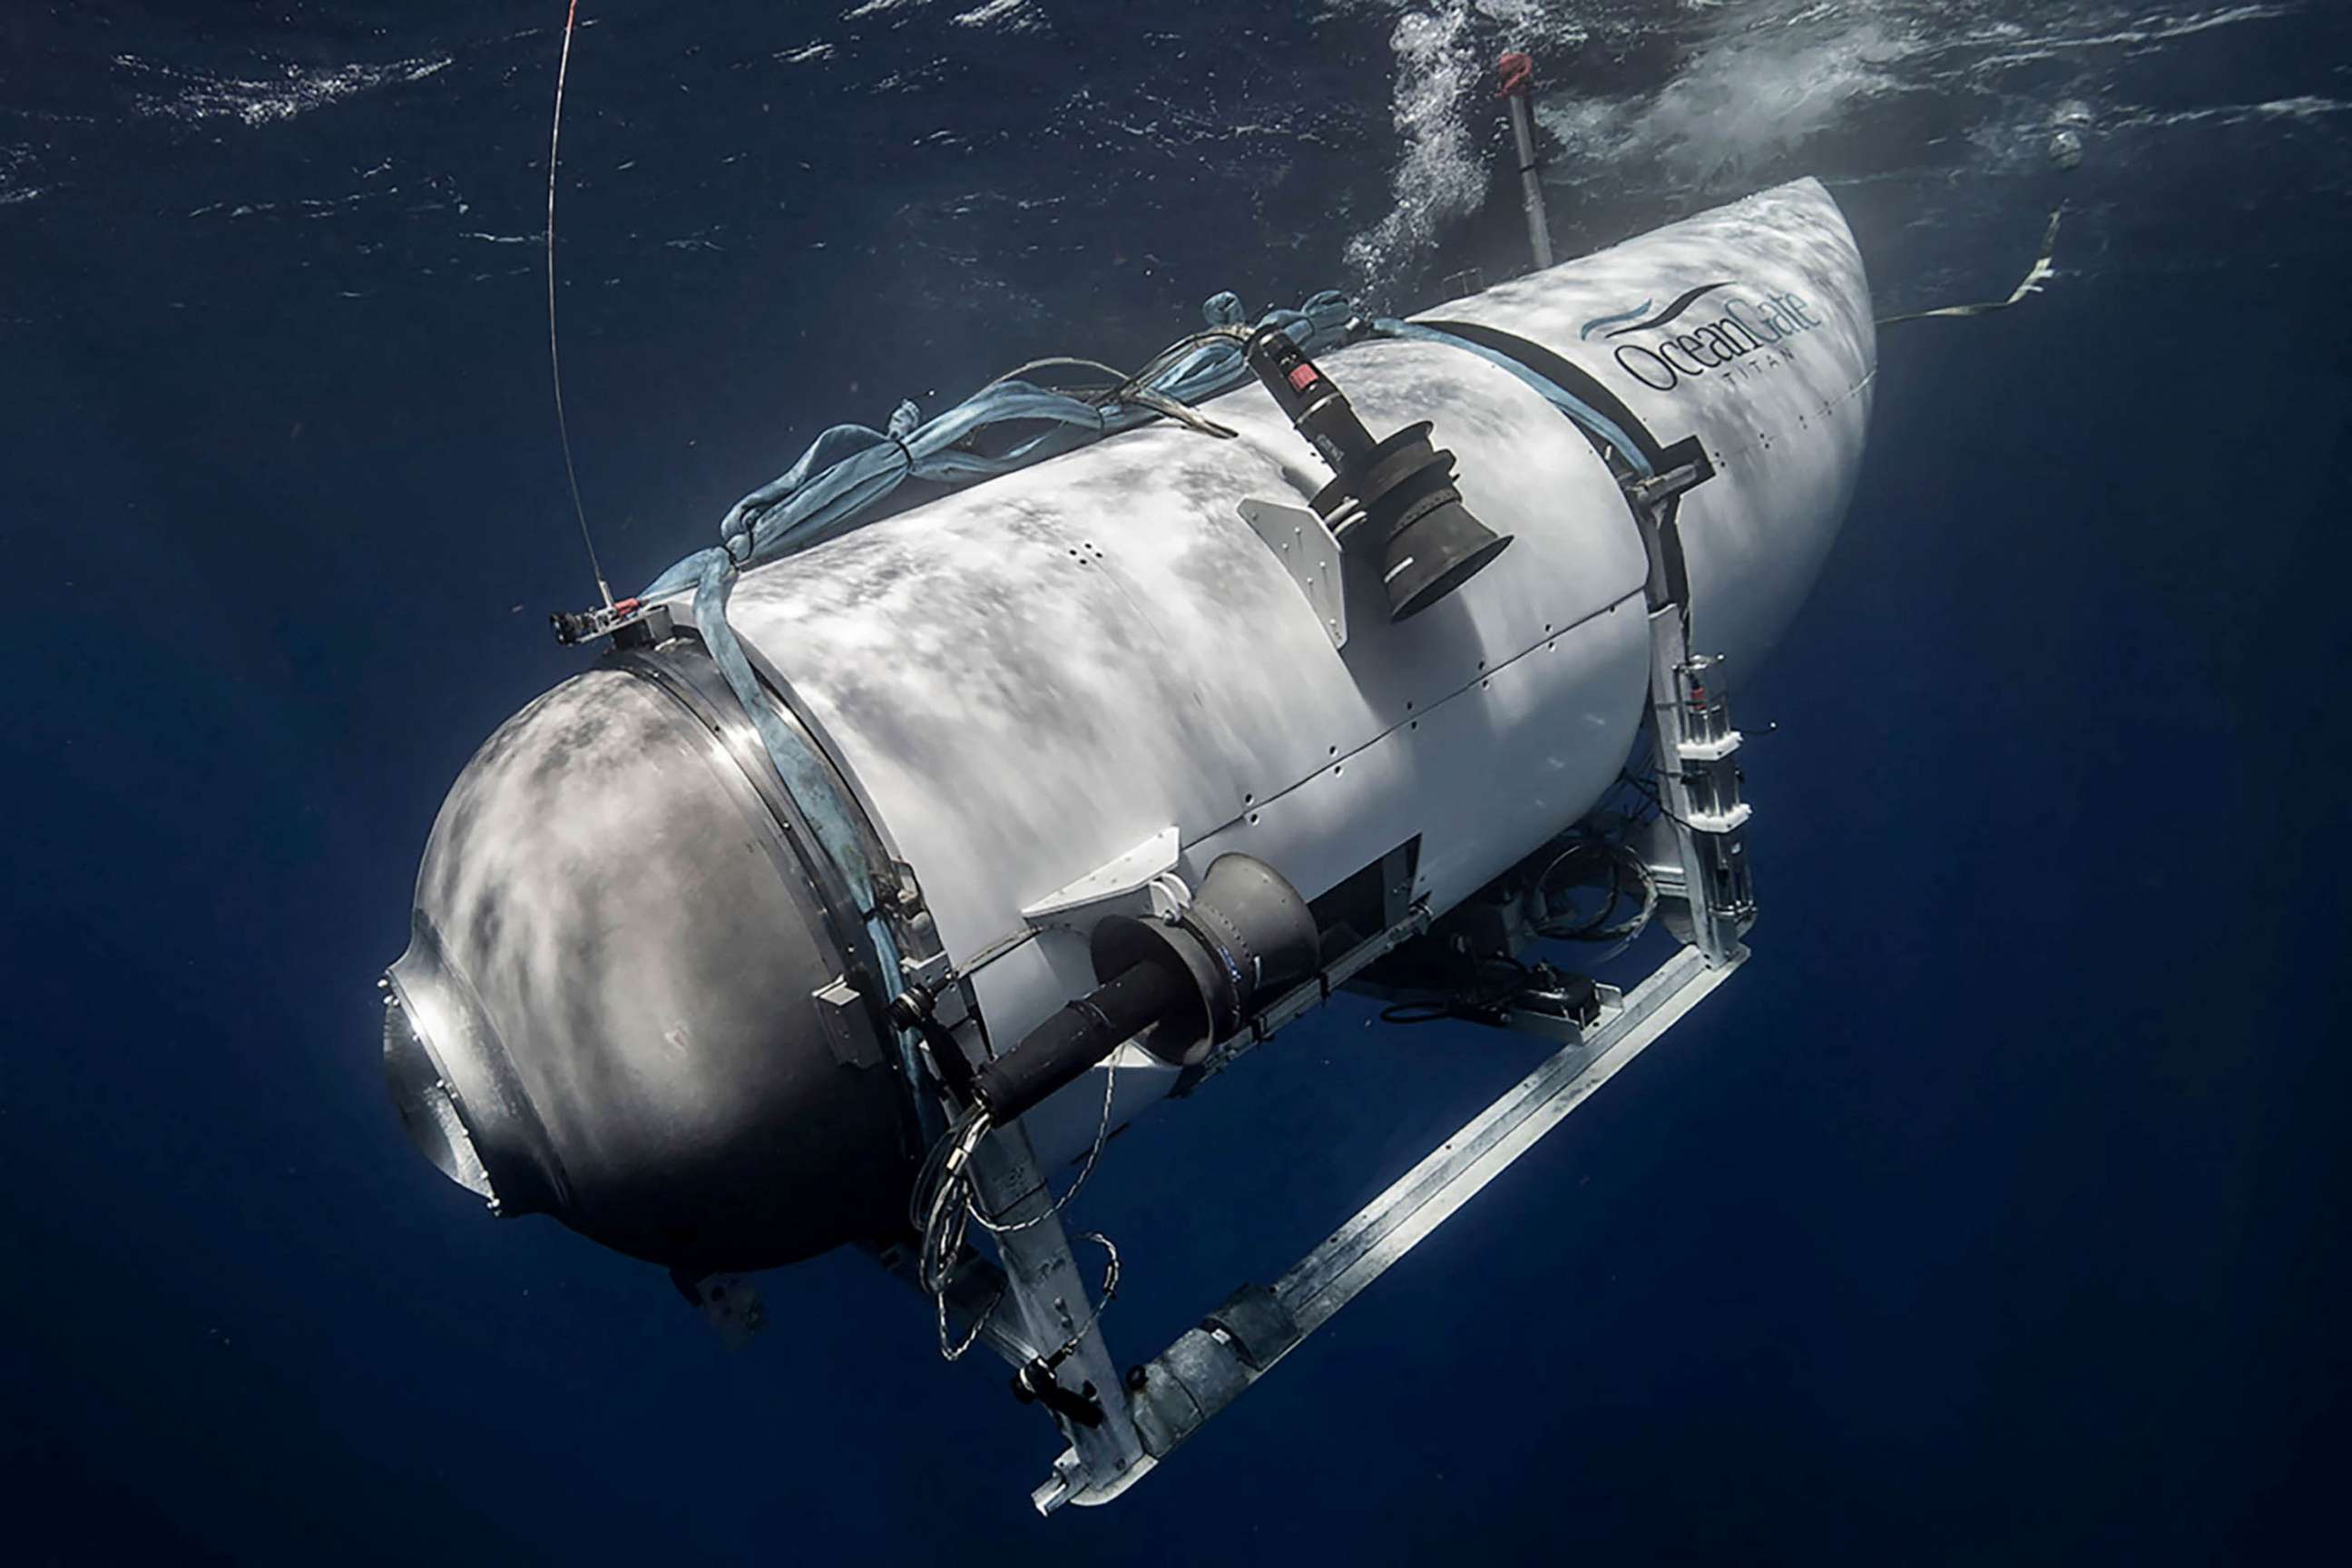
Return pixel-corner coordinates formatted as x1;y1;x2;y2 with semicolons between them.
552;597;671;648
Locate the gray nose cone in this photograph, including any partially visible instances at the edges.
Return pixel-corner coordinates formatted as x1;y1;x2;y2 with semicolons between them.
383;661;914;1272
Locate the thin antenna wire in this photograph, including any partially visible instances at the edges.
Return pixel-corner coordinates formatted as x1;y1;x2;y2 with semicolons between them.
1877;208;2064;328
547;0;612;608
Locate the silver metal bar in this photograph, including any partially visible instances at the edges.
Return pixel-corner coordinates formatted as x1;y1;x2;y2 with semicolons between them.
1505;91;1555;270
1278;940;1737;1334
1646;605;1737;964
965;1123;1148;1497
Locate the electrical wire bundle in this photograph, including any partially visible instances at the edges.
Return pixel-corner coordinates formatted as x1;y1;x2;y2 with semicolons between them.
1534;833;1657;957
638;290;1356;601
1377;952;1553;1025
906;1060;1123;1365
1377;809;1659;1027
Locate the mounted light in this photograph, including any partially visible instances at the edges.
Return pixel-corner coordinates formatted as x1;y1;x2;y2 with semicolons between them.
1244;325;1513;620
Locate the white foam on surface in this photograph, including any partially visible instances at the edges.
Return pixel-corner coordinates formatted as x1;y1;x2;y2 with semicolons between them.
117;52;451;128
1327;0;2332;291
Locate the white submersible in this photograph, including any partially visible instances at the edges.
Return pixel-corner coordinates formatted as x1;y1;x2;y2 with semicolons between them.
383;174;1875;1507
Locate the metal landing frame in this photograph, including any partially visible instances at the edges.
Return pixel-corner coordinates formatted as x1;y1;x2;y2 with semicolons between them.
917;463;1754;1514
1061;935;1742;1511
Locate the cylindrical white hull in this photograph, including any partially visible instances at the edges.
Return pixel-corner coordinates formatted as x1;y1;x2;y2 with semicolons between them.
385;179;1875;1265
695;177;1877;1159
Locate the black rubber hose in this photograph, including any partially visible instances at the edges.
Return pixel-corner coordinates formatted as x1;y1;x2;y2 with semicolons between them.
972;960;1192;1123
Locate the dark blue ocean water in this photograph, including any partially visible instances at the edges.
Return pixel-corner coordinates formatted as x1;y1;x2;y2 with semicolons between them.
5;2;2347;1561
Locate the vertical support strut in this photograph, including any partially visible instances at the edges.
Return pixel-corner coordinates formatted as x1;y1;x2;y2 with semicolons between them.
963;1126;1148;1512
1498;52;1556;272
1644;610;1751;964
1625;456;1754;965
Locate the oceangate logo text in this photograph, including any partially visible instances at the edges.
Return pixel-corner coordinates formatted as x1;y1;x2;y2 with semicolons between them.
1579;285;1824;392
